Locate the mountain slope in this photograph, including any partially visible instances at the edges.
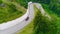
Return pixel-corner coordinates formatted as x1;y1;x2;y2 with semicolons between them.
0;0;26;24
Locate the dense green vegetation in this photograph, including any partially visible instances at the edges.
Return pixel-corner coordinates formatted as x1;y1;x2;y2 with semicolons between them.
33;6;57;34
41;4;60;34
0;0;26;24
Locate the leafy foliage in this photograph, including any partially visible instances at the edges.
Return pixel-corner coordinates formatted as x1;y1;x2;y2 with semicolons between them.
48;0;60;16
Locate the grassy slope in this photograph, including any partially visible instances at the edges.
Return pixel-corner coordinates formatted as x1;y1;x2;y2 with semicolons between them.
0;0;26;24
41;4;60;34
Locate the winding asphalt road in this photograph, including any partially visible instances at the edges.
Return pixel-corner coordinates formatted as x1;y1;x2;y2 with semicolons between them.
16;3;51;34
0;2;51;34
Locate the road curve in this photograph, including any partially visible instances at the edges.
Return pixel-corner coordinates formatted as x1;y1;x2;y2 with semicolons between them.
0;2;51;34
0;2;34;34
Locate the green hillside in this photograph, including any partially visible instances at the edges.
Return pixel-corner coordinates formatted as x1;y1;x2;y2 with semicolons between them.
0;0;26;24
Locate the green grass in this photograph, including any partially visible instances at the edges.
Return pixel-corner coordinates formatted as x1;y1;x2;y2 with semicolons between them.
0;0;26;24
